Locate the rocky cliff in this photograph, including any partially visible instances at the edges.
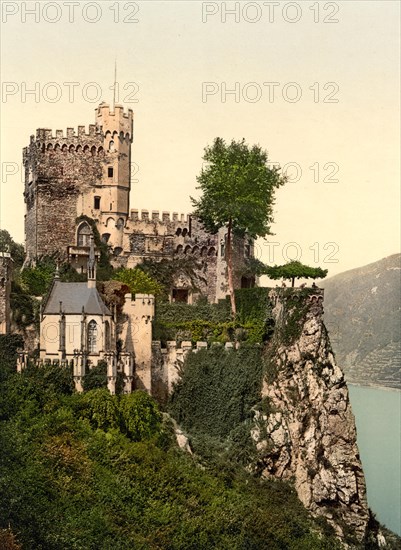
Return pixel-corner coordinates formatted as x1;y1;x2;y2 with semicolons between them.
323;254;401;389
251;289;369;544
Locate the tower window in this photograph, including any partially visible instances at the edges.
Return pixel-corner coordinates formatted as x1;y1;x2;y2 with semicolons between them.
94;196;101;210
87;320;98;353
77;222;92;247
108;167;114;178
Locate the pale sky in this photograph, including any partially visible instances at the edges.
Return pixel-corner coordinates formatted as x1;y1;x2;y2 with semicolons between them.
0;0;400;276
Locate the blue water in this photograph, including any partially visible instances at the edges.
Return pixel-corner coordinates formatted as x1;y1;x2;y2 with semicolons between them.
348;384;401;535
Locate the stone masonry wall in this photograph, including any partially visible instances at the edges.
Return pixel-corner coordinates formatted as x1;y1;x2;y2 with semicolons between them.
24;129;104;261
0;253;13;334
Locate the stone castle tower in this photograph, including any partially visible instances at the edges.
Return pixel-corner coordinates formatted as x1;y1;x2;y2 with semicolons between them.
23;103;133;264
23;103;255;303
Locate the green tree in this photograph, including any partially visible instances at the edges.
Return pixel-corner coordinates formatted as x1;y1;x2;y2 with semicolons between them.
119;391;162;441
265;260;328;287
192;138;286;315
83;388;120;431
113;268;163;297
82;361;108;392
0;230;25;270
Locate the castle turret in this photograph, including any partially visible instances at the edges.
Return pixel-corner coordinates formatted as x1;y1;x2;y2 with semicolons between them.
96;103;134;247
121;293;155;393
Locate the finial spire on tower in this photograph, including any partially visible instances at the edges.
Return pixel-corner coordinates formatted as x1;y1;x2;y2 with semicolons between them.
112;59;117;111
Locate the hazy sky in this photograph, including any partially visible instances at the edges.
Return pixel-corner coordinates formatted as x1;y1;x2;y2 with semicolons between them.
1;0;400;276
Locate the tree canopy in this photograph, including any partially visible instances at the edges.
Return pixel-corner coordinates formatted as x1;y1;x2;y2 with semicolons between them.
0;230;25;269
265;261;328;287
113;268;163;297
192;138;286;314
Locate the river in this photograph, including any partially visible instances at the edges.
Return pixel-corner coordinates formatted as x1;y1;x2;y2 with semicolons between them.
348;384;401;535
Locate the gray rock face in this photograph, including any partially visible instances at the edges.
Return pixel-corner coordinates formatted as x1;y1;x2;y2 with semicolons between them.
252;289;369;543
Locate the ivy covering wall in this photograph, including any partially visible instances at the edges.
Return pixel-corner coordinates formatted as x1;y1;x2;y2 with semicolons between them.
170;346;263;437
154;288;274;344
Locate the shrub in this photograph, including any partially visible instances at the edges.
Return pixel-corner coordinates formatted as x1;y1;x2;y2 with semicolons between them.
120;391;163;441
113;268;163;296
82;361;108;392
169;346;264;440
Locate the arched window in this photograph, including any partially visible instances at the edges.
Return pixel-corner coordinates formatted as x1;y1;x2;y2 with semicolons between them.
69;144;75;153
176;228;182;236
182;228;188;237
109;140;115;152
208;247;216;256
184;245;191;255
201;246;207;257
102;233;110;243
87;320;98;353
104;321;111;351
116;218;125;229
176;244;183;255
77;222;92;247
91;146;97;157
192;246;199;255
62;144;68;153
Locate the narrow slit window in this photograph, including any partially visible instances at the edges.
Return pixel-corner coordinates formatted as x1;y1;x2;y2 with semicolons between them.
108;167;114;178
94;196;101;210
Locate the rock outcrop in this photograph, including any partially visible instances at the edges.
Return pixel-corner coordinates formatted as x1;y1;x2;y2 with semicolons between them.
251;289;369;544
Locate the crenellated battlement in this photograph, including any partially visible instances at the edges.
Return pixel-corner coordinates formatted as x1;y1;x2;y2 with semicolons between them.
96;102;133;141
123;293;155;322
32;125;102;142
129;209;191;224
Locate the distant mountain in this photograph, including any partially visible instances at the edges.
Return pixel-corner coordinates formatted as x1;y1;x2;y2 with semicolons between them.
323;254;401;389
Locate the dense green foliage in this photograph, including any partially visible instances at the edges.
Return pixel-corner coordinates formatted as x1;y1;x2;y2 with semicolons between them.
113;267;163;297
82;360;108;391
169;347;264;443
154;288;273;344
0;343;346;549
192;137;286;313
192;138;286;239
279;288;316;345
0;334;23;382
265;261;328;287
0;230;25;269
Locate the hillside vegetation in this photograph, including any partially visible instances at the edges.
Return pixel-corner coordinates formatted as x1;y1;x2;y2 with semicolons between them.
323;254;401;389
0;335;345;550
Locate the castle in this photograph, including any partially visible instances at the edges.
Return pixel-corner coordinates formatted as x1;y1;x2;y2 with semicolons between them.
2;103;255;393
23;103;255;304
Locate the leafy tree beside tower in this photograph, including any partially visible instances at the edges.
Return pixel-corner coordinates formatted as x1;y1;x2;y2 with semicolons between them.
192;138;287;314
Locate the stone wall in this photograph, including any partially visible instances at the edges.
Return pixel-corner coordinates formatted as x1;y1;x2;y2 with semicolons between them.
24;129;104;261
0;252;13;334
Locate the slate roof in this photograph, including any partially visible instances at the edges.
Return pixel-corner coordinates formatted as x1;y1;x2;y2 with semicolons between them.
43;281;111;316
